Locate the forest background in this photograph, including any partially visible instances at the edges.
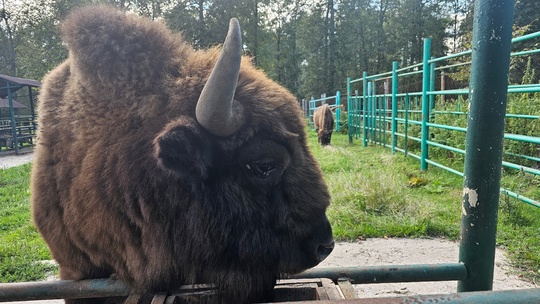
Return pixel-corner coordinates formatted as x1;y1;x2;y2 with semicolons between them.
1;0;539;101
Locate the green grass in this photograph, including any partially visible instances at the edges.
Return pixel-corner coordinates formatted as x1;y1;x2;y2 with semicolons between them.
309;132;463;241
0;132;539;283
0;163;56;282
312;131;540;283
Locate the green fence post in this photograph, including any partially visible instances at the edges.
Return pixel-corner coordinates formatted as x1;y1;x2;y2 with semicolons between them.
391;61;399;154
457;0;515;293
368;81;375;144
362;72;368;147
335;90;341;132
355;89;360;139
380;95;385;146
347;78;352;143
404;93;409;156
28;86;36;134
420;38;432;171
429;57;436;119
382;94;387;147
309;96;315;130
6;82;19;154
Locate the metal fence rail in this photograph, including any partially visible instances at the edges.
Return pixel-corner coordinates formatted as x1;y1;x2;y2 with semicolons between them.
346;25;540;209
0;264;468;302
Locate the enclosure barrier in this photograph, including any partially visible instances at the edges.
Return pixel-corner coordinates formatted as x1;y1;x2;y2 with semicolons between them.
306;92;341;132
458;0;514;292
0;264;468;302
346;14;540;209
0;279;130;302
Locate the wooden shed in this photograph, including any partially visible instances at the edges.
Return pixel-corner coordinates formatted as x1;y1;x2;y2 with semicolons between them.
0;74;41;154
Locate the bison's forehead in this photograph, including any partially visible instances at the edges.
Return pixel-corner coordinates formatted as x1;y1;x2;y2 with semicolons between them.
234;67;306;138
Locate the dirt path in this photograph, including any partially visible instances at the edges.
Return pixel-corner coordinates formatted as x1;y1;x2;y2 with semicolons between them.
0;152;34;169
1;154;536;302
317;238;536;298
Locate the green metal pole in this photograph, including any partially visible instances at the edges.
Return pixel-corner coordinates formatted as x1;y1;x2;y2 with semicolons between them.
0;279;131;301
355;90;360;139
404;94;409;156
369;81;375;144
375;95;379;145
458;0;515;292
347;78;352;143
381;96;385;146
309;96;315;130
391;61;398;154
429;57;436;119
335;90;341;132
28;86;36;134
420;38;431;171
382;95;387;147
362;72;368;147
293;264;467;283
6;82;19;154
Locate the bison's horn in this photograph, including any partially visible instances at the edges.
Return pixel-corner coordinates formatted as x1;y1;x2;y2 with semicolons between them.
196;18;243;137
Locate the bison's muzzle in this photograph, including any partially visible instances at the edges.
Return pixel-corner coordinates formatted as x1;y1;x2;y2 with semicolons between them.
309;218;335;266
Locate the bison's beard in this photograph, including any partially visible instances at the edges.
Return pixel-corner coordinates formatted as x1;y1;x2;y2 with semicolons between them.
213;266;280;303
212;236;282;303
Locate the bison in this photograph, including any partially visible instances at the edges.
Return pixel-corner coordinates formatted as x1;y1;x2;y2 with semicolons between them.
31;5;334;304
313;104;335;146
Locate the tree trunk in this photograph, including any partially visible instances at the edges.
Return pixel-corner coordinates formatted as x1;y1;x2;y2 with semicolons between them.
328;0;335;93
276;25;282;82
198;0;205;47
1;10;16;75
253;0;258;66
376;0;389;72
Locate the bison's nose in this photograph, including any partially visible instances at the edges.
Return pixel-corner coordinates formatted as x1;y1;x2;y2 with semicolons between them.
317;241;335;262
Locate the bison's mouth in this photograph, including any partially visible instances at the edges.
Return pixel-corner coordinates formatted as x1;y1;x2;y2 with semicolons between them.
280;218;334;274
317;240;335;263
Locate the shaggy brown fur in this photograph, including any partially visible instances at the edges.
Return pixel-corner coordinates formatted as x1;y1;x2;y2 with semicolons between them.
313;104;335;146
31;5;333;304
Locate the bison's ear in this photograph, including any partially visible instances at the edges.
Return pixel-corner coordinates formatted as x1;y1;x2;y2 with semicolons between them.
154;117;213;182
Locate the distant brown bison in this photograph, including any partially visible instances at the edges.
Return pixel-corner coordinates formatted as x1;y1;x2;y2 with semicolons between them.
313;104;335;146
31;5;333;304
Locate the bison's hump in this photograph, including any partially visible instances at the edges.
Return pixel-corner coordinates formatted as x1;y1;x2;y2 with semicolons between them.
61;5;190;94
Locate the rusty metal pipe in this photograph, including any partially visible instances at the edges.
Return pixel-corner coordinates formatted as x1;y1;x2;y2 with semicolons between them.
0;264;466;301
0;279;132;302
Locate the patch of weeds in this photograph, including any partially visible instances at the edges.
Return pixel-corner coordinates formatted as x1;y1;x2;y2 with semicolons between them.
423;179;450;194
407;176;429;188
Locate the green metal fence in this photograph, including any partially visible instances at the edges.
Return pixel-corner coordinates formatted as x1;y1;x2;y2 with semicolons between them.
347;30;540;210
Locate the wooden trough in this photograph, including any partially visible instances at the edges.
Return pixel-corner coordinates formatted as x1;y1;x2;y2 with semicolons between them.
120;279;351;304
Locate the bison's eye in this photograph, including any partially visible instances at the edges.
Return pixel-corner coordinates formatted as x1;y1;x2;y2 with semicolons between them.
246;160;277;178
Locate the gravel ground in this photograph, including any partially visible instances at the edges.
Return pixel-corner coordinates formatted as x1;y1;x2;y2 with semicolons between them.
318;238;537;298
1;153;536;302
0;152;34;169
